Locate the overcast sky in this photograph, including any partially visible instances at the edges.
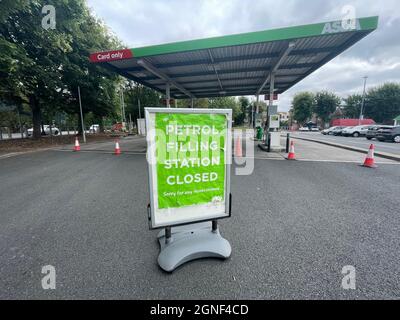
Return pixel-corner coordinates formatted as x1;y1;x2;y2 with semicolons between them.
86;0;400;111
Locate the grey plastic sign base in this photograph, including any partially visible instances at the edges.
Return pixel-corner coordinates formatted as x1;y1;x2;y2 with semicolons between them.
157;222;232;272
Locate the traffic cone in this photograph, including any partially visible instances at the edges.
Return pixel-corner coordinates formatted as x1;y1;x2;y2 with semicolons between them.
362;144;377;168
287;141;295;160
73;137;80;152
234;134;243;157
114;140;121;155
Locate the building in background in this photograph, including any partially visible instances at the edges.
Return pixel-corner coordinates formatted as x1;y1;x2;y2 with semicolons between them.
278;112;289;122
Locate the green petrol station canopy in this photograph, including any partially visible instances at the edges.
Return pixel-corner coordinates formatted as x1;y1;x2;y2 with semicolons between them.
90;16;378;99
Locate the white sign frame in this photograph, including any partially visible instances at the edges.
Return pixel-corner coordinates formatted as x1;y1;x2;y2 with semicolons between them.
145;108;232;229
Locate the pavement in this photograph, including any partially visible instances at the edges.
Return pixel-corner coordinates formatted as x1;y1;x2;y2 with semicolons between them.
57;135;146;154
1;131;93;140
1;135;400;299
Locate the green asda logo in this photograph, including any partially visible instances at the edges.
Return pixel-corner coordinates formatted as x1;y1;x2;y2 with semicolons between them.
155;113;226;209
321;19;361;34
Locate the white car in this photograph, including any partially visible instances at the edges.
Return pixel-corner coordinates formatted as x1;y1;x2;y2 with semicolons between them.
341;125;372;137
27;125;60;136
89;124;100;133
299;126;319;132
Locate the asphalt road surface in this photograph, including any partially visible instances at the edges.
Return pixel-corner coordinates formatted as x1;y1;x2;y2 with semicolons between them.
1;138;399;299
291;132;400;156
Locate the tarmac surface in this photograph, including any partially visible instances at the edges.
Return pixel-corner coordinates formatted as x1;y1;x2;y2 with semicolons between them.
1;135;399;299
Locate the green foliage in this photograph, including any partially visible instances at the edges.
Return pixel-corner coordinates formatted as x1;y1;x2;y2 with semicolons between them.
208;97;244;125
343;94;363;118
0;0;123;137
292;92;314;125
124;82;162;121
313;91;341;124
364;82;400;124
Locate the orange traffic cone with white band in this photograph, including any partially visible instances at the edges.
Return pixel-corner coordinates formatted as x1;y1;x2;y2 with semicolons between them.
362;144;377;168
234;134;243;157
114;140;121;155
73;137;80;151
287;141;295;160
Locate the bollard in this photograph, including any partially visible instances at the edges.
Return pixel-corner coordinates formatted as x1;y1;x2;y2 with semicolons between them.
286;133;290;153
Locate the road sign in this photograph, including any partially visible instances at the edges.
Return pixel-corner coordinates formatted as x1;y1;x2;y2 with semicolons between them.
268;105;278;115
269;114;280;129
145;108;232;229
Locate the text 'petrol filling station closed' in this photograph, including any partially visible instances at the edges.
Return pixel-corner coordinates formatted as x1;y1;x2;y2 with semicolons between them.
163;124;221;186
155;113;226;209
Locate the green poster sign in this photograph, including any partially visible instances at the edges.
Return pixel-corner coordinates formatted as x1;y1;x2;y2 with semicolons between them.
155;113;226;209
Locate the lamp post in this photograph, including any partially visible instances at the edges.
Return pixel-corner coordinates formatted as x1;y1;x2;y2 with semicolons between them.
359;76;368;125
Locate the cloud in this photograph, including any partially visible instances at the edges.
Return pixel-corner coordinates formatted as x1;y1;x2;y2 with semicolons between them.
87;0;400;111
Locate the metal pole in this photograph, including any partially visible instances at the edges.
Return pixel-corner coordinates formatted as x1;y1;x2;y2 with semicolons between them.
119;91;123;122
129;113;133;134
286;133;290;153
265;73;275;145
256;95;259;114
166;83;171;108
191;98;194;108
122;89;126;123
165;226;172;244
78;86;86;143
17;108;23;139
138;98;141;119
212;220;218;233
252;102;255;129
359;76;368;125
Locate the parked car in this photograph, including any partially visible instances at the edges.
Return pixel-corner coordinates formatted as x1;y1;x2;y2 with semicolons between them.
376;126;400;143
366;125;393;140
299;126;319;132
321;126;339;135
89;124;100;133
331;126;347;136
27;125;60;137
341;125;371;137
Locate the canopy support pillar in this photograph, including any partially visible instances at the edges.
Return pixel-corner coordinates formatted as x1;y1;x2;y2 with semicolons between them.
166;83;171;108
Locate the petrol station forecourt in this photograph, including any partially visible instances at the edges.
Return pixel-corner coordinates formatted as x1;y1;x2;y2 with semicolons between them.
5;14;400;300
89;16;380;272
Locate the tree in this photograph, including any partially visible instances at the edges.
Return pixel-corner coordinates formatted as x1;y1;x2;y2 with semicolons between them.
208;97;244;125
313;91;341;126
364;82;400;124
124;82;162;122
0;0;122;138
236;96;250;126
176;98;209;108
291;92;314;125
343;94;363;118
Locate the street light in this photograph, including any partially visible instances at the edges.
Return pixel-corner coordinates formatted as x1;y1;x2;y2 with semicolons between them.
359;76;368;125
